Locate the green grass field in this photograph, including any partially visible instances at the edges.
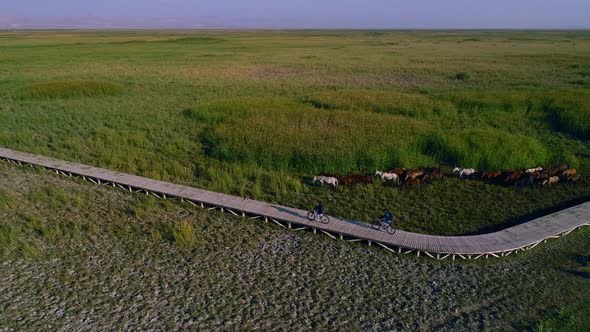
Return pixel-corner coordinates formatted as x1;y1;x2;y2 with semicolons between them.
1;30;590;235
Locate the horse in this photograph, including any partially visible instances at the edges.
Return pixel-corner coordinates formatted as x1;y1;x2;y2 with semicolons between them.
567;174;581;183
532;173;549;184
515;176;535;188
525;166;543;174
453;167;476;179
351;174;373;184
547;164;569;176
313;176;338;187
481;170;502;180
562;168;577;177
337;176;353;185
402;177;421;189
388;168;408;178
422;166;441;174
405;170;424;181
423;172;444;183
503;170;524;184
375;171;400;183
542;176;559;186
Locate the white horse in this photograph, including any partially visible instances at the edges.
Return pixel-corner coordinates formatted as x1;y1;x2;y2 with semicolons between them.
313;176;338;187
453;167;476;178
525;166;543;174
375;171;400;183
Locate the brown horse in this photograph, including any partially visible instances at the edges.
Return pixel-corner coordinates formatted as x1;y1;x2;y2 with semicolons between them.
481;170;502;180
350;174;373;184
423;172;444;183
567;174;581;183
532;173;549;184
405;170;424;181
503;170;524;184
402;177;421;188
562;168;577;177
547;164;570;177
423;166;441;173
337;176;353;185
515;175;535;188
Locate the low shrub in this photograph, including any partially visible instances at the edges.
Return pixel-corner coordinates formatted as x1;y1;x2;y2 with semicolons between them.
172;220;200;248
452;72;470;81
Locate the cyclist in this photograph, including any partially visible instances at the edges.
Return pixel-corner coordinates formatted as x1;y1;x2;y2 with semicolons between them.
379;209;393;227
313;202;325;221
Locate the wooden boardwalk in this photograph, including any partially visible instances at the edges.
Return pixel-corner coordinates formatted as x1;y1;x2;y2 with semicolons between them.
1;147;589;260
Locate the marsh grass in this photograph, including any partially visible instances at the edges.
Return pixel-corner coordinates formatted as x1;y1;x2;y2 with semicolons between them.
0;223;41;260
199;97;433;172
546;90;590;139
172;220;200;248
0;188;17;209
20;80;122;99
308;89;455;117
1;30;590;236
421;129;550;170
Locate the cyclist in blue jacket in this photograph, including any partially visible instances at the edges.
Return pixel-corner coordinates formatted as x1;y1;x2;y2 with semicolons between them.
380;209;393;226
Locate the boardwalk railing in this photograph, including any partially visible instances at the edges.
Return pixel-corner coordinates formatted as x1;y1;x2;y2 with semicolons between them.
1;147;589;260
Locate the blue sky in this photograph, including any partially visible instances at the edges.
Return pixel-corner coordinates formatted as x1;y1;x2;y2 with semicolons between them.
1;0;589;29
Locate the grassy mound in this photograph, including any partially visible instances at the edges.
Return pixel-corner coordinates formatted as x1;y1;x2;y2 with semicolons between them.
446;90;535;113
197;97;433;173
308;90;455;117
422;129;549;170
194;95;558;173
546;90;590;139
20;80;122;99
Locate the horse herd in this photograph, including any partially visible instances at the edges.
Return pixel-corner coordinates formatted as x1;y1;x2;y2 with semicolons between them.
312;166;444;188
312;164;586;188
453;164;584;187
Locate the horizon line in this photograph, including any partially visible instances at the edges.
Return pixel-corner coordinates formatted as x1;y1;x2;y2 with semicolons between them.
2;27;590;31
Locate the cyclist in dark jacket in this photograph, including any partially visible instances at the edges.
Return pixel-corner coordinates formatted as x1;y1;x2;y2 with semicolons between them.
380;209;393;226
314;202;325;219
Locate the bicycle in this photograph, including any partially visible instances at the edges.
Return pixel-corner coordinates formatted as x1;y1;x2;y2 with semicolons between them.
372;219;396;234
307;211;329;224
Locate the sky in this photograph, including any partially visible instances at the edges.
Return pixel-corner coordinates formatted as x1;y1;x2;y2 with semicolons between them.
1;0;589;29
